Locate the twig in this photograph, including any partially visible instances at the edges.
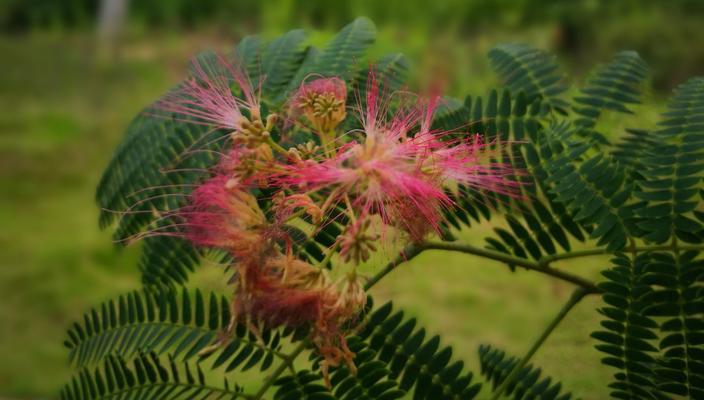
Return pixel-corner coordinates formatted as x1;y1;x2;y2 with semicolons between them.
421;242;602;294
490;287;589;400
252;343;307;399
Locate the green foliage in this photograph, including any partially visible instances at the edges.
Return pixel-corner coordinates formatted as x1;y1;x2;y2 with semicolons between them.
573;51;649;130
635;77;704;244
436;90;587;261
478;344;573;400
138;236;202;288
645;250;704;398
60;353;246;400
63;18;704;400
259;29;310;99
63;288;284;375
541;124;635;251
277;341;406;400
288;17;376;85
349;301;482;399
488;43;568;111
273;370;334;400
591;253;663;399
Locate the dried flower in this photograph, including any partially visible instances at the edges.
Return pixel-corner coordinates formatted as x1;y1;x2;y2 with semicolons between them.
230;253;365;386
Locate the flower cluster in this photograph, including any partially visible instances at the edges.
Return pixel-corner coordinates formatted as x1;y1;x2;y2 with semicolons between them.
157;53;522;384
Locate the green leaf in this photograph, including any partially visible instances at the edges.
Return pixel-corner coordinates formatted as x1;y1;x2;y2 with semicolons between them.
478;344;574;400
60;353;247;400
285;17;376;94
63;289;283;375
488;43;568;111
573;51;649;130
260;29;310;99
592;253;664;399
352;300;482;399
636;77;704;244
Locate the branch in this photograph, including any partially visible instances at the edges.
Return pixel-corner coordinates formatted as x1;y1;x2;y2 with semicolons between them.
251;239;701;397
539;244;704;265
253;343;306;399
421;241;602;294
490;287;589;400
364;242;425;290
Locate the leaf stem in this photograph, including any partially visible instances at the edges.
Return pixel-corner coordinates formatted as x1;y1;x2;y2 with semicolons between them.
266;136;289;156
421;242;602;294
490;287;589;400
538;244;704;265
253;342;307;399
364;243;425;290
318;241;341;269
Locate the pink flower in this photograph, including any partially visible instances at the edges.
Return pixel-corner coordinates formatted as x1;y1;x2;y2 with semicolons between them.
422;134;523;198
156;53;260;132
276;71;522;240
180;175;267;259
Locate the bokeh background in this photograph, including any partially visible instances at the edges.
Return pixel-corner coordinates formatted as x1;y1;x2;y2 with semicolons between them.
1;1;703;398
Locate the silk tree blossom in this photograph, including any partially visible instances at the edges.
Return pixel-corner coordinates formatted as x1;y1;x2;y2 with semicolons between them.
276;71;522;241
339;218;379;264
291;77;348;156
178;174;364;384
157;53;259;131
180;175;269;261
427;134;523;197
156;53;280;150
162;65;522;387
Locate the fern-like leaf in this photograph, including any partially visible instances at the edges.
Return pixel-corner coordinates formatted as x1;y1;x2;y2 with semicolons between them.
352;301;482;399
63;288;283;374
260;29;310;99
435;90;587;260
636;77;704;244
273;370;334;400
478;344;574;400
573;51;649;129
325;340;405;400
138;236;202;289
591;253;663;399
285;17;376;94
488;44;568;111
541;122;635;251
60;353;247;400
643;250;704;398
611;128;659;179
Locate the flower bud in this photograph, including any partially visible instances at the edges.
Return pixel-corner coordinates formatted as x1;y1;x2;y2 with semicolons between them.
295;77;347;133
339;218;379;265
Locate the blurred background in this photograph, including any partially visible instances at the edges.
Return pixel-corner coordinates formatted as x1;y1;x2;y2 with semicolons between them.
1;0;703;398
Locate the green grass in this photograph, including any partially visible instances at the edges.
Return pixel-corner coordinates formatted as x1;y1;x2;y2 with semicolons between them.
0;30;665;399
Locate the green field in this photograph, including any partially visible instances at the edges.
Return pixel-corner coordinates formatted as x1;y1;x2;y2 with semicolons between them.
0;28;669;399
